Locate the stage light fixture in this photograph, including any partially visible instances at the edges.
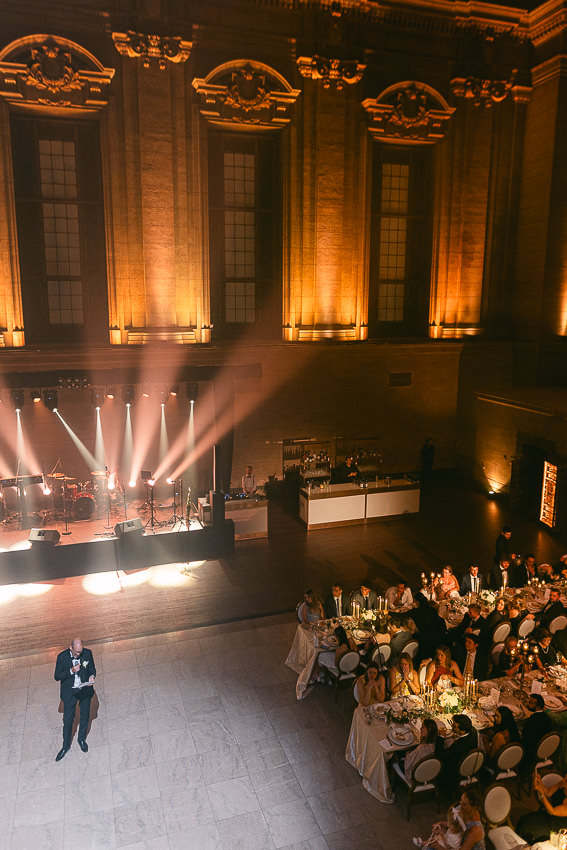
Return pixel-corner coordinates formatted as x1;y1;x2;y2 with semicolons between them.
10;389;24;411
166;477;173;485
31;390;41;404
140;470;152;483
148;478;156;487
90;389;105;409
129;480;136;488
43;390;58;411
122;385;136;406
186;382;199;403
158;386;168;406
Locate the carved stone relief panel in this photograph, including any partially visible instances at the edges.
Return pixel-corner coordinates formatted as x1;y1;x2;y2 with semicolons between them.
362;81;455;144
112;32;192;70
296;55;365;90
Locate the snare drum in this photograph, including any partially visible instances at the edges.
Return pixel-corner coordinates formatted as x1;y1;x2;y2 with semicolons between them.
73;494;96;519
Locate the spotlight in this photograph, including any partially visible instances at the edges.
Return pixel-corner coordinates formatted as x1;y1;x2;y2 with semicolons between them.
31;390;41;404
141;386;150;398
148;478;156;487
158;387;168;405
106;387;115;400
10;389;24;411
90;389;105;409
186;382;199;403
41;474;51;496
129;480;136;488
122;385;136;406
166;477;174;485
43;390;58;411
169;385;178;397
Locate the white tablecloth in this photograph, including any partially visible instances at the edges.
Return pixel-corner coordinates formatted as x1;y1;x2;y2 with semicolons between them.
345;705;405;803
285;624;322;699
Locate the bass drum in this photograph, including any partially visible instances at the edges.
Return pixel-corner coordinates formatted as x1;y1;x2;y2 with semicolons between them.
73;494;96;520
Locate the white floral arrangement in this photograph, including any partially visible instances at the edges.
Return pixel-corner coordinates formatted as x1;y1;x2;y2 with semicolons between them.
438;689;463;714
360;610;376;622
448;597;469;615
479;589;498;607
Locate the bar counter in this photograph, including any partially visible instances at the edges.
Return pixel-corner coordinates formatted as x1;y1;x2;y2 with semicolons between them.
299;479;420;530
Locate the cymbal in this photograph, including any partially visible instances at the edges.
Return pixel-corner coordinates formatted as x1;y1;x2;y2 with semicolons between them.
91;470;107;476
51;473;76;481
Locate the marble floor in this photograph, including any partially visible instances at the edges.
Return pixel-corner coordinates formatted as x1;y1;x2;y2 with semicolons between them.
0;612;444;850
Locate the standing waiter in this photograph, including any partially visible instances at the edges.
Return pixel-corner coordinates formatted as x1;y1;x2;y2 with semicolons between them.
54;637;96;761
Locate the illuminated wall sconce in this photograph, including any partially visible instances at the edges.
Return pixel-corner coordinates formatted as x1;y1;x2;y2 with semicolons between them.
30;390;41;404
109;325;122;345
106;387;116;400
169;385;178;397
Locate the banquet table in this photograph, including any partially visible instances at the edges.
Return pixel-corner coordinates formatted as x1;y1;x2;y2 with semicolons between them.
285;620;391;700
346;674;567;803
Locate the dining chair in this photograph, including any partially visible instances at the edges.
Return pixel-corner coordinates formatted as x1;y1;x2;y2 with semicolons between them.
319;650;360;701
484;743;524;798
392;755;442;820
491;621;511;645
371;643;391;671
403;640;419;661
490;642;505;669
517;617;535;639
481;783;525;850
549;615;567;634
534;732;561;774
352;679;361;703
457;749;485;787
541;771;562;789
418;659;431;686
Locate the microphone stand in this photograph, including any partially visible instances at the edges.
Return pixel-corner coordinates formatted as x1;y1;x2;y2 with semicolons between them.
62;482;71;535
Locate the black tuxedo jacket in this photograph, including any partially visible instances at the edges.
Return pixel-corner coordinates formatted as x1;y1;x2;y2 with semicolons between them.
489;564;512;590
54;647;96;700
324;593;348;619
538;600;566;629
350;589;378;611
455;646;489;682
521;711;552;763
444;730;478;781
451;612;489;648
511;564;537;588
459;573;483;596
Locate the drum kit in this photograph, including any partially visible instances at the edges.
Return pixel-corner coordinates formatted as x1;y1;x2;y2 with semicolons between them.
0;468;122;528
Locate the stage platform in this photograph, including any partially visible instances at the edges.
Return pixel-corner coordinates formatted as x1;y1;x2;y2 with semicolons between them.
0;499;234;584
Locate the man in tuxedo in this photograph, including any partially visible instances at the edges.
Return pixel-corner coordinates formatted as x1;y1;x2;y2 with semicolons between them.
521;694;552;769
384;581;413;612
455;634;489;681
489;556;513;591
450;603;489;650
350;583;378;612
538;587;566;629
512;554;538;588
324;583;348;619
442;715;478;788
54;638;96;761
459;564;483;596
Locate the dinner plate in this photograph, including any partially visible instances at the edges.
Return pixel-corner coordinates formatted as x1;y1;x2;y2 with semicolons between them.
544;694;564;710
323;635;339;647
388;728;414;745
353;629;372;640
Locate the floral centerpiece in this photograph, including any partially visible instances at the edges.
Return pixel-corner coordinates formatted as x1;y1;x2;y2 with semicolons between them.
385;703;424;725
360;610;377;624
438;689;464;715
479;589;498;607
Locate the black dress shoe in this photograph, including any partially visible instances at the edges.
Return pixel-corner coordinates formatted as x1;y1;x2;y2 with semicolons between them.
78;740;88;753
55;747;68;762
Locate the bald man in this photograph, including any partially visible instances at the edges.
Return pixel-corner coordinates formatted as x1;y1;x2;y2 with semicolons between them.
54;637;96;761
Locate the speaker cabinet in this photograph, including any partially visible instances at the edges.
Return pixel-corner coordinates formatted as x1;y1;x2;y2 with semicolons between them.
114;517;144;538
28;528;60;545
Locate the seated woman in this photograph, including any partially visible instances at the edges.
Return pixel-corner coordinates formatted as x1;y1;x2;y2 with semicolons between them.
355;662;385;706
435;565;460;600
389;651;420;697
484;705;520;762
403;718;443;782
414;788;485;850
318;624;357;672
297;589;325;624
516;771;567;845
426;645;464;690
484;596;508;633
532;627;561;672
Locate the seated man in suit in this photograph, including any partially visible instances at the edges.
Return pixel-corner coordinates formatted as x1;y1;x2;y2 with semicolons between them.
324;582;348;619
521;693;552;769
512;553;538;588
538;587;566;630
442;714;478;788
494;636;523;678
459;563;483;597
489;556;513;591
455;633;489;682
450;603;489;650
385;581;413;612
350;583;378;612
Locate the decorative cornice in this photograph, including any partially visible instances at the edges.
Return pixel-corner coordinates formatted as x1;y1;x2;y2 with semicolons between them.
0;35;114;110
362;81;455;144
531;54;567;86
529;0;567;47
112;31;192;69
450;71;516;107
296;55;365;89
193;61;300;128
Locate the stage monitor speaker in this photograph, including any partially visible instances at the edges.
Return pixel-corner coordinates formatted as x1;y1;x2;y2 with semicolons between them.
114;517;144;538
28;528;60;546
